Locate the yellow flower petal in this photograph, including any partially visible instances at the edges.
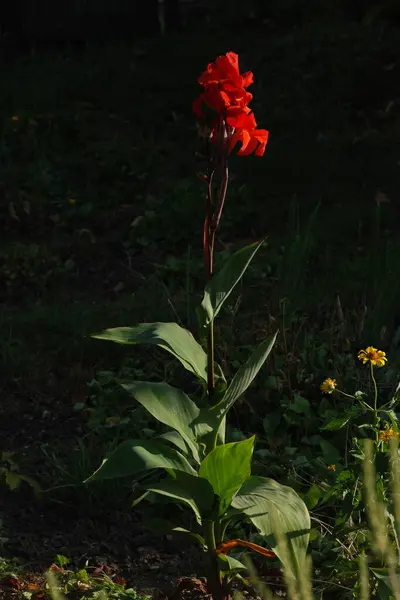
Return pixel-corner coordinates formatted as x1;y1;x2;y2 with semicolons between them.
320;378;337;394
358;346;387;367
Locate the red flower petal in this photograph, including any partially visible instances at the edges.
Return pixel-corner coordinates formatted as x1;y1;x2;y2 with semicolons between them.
226;108;256;129
241;71;254;88
198;52;254;91
230;128;269;157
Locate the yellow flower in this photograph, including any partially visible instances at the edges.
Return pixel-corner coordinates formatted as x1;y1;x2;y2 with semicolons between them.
106;416;121;425
358;346;387;367
11;115;20;121
328;464;336;472
379;428;400;442
68;198;77;205
320;378;337;394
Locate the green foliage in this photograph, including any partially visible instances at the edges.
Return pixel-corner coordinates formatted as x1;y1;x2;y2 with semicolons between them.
46;563;150;600
198;241;265;329
86;439;196;481
0;452;41;496
93;323;208;384
121;381;201;462
198;437;254;515
146;470;215;523
232;476;311;570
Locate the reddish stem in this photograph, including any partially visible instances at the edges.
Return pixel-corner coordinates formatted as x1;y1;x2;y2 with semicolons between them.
209;162;229;253
203;170;214;280
202;124;229;402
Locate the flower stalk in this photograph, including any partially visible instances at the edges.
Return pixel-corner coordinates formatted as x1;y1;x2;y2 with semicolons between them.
203;520;226;600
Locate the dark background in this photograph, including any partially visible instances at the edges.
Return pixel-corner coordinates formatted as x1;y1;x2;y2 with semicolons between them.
1;0;400;49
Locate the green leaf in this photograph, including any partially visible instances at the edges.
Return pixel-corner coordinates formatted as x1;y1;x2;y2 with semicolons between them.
145;470;215;524
122;381;200;463
221;334;277;409
231;476;310;571
157;430;189;455
319;440;341;464
92;322;207;383
85;439;196;483
376;581;395;600
55;555;70;568
321;404;365;430
195;334;277;445
144;517;205;547
305;483;321;509
217;554;247;573
288;395;310;415
198;241;265;327
199;437;255;515
372;567;400;599
4;472;21;491
76;569;89;583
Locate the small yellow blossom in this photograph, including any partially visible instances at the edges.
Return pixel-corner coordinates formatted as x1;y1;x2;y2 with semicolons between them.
379;428;400;442
11;115;20;121
358;346;387;368
327;464;336;472
68;198;77;205
320;378;337;394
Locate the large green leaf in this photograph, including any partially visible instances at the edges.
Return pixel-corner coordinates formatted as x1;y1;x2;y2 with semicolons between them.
198;241;265;327
122;381;200;463
199;437;255;515
194;334;277;447
92;322;207;383
231;476;310;571
145;470;215;524
85;439;196;483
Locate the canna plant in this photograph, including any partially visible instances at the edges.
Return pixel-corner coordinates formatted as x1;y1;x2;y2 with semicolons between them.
85;52;310;600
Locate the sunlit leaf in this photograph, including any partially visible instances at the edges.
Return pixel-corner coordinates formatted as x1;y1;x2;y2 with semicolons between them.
232;476;310;571
199;437;255;514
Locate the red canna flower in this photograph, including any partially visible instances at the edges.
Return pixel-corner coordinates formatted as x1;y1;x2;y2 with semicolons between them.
194;51;268;157
198;51;254;90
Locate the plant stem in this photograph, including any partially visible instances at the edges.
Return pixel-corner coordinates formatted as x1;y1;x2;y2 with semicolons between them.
204;167;215;399
203;519;224;600
207;320;215;398
370;363;379;443
203;140;229;405
204;170;214;280
206;163;229;402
